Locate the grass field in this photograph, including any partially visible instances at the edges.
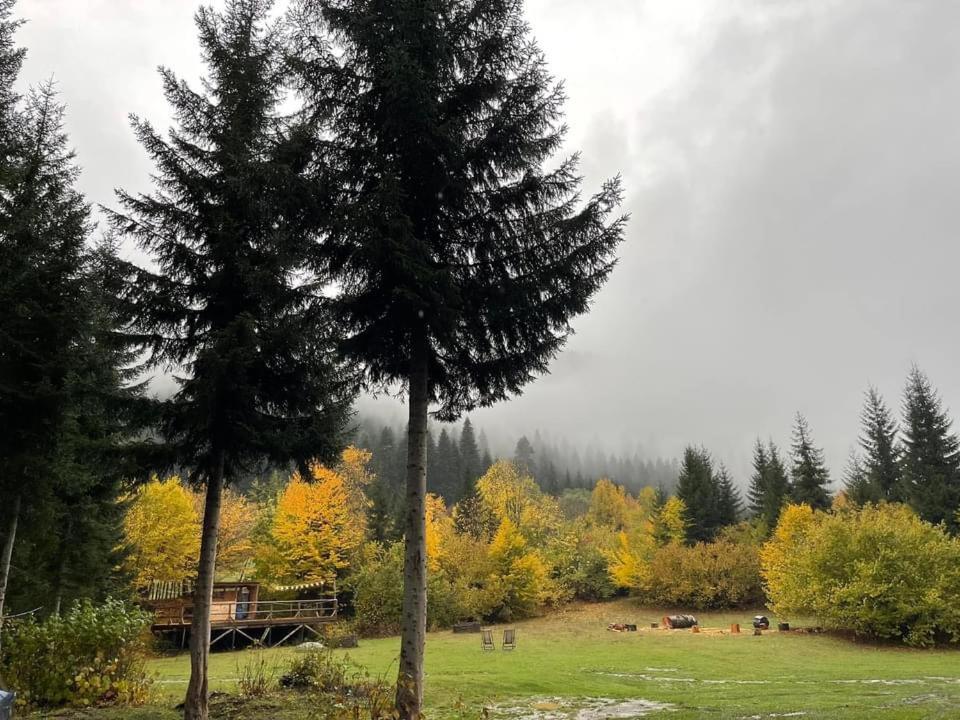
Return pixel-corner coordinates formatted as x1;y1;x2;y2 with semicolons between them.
44;600;960;719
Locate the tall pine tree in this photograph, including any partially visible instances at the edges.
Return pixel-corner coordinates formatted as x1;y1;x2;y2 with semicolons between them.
715;464;741;526
748;439;790;528
858;386;901;502
0;82;93;637
676;446;720;543
747;439;768;518
0;0;22;178
107;4;353;717
293;0;625;713
514;436;535;474
900;366;960;530
789;414;831;510
458;418;481;499
843;450;873;505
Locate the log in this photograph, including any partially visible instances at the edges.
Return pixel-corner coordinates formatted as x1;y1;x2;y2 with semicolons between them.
663;614;698;629
452;622;481;634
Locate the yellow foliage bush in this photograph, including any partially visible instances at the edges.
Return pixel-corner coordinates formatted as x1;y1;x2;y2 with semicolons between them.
644;539;764;609
761;502;960;645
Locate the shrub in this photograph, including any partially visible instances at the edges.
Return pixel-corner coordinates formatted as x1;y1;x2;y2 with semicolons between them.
0;598;152;708
348;543;404;635
236;647;279;697
350;542;471;634
643;539;764;609
548;523;617;602
281;648;352;691
761;502;960;646
280;646;392;718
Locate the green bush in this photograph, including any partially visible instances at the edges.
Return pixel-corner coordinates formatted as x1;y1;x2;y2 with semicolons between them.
0;598;152;708
349;542;469;635
762;502;960;646
281;648;352;691
548;525;617;602
279;647;392;718
643;539;764;609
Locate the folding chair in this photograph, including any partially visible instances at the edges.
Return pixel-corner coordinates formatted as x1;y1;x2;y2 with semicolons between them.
501;628;516;650
481;627;495;651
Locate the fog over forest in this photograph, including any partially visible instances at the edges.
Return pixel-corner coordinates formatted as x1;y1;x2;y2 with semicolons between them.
18;0;960;485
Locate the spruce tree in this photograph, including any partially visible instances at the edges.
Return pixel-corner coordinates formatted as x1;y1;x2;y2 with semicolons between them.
41;239;149;613
514;436;535;475
0;82;93;639
458;418;481;498
434;428;460;502
765;442;791;523
748;439;790;528
843;450;874;506
481;448;494;476
900;366;960;530
676;446;720;543
0;0;22;179
715;464;741;526
294;0;625;713
747;439;768;518
107;4;353;717
859;386;901;501
789;414;832;510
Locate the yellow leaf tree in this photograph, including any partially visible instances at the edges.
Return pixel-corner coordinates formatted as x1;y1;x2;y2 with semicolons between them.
487;517;552;619
425;494;453;571
588;478;631;529
653;496;688;546
758;503;817;617
257;463;365;585
213;489;257;580
476;460;561;543
122;476;201;589
336;445;375;534
607;528;656;590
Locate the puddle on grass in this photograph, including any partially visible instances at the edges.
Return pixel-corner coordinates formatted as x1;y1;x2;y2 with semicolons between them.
488;696;673;720
587;669;960;689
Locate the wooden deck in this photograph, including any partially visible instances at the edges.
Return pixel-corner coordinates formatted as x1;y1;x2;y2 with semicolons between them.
151;598;338;649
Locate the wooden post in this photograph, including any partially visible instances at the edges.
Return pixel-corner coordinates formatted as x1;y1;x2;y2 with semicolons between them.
731;623;740;634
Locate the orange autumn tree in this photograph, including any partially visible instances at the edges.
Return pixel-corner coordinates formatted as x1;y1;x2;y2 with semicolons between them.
256;460;366;585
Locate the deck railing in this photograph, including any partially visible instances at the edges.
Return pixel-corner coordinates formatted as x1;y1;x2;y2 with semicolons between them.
151;598;338;627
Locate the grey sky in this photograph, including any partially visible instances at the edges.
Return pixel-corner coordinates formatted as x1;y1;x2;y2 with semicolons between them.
16;0;960;484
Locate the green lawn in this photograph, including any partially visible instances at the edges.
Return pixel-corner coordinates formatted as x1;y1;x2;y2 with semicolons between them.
44;600;960;719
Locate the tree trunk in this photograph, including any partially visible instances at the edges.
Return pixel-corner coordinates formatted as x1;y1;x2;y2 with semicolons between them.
0;493;22;656
52;515;73;616
395;329;429;720
183;454;225;720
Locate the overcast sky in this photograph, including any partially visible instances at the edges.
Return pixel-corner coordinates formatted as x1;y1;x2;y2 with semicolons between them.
16;0;960;484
